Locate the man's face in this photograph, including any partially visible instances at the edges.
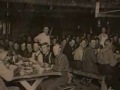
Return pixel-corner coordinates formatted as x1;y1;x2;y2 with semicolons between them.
114;36;117;41
21;43;26;51
9;41;13;47
61;40;66;47
41;45;49;54
53;45;61;56
0;49;8;60
76;37;80;43
27;44;32;51
90;40;96;48
80;40;87;48
95;39;99;44
102;28;106;33
69;40;75;47
14;43;19;50
33;43;39;52
52;39;57;45
43;27;49;34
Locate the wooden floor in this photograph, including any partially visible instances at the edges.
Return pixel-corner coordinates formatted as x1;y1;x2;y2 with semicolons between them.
7;78;100;90
73;77;100;90
75;84;99;90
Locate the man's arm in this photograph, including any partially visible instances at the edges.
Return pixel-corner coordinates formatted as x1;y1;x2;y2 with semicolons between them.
91;50;97;63
34;34;41;42
52;55;69;72
0;62;14;81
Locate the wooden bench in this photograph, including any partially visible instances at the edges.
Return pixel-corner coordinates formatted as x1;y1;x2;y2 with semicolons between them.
72;69;107;90
57;84;75;90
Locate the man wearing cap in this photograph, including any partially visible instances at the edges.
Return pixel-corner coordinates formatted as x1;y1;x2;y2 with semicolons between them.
34;27;50;45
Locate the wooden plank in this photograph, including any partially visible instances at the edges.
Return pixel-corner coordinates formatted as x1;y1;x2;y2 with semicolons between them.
97;13;120;17
13;71;61;80
72;69;104;80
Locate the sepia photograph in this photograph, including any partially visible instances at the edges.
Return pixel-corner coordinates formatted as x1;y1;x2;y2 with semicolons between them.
0;0;120;90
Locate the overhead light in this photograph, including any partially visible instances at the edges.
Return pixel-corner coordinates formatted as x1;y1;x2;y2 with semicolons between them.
107;21;109;25
78;25;80;29
98;20;101;27
50;6;53;10
18;10;22;12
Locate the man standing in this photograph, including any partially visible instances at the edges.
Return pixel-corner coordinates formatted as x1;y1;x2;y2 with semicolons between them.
34;27;50;45
0;44;19;90
40;43;69;90
98;27;108;47
82;39;99;74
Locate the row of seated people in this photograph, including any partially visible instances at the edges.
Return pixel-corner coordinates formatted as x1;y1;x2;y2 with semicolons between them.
5;38;120;90
0;42;72;90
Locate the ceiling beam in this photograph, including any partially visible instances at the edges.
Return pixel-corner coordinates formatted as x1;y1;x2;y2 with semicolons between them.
1;0;120;9
0;0;94;8
97;13;120;18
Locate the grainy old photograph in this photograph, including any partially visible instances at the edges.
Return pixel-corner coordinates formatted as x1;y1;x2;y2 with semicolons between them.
0;0;120;90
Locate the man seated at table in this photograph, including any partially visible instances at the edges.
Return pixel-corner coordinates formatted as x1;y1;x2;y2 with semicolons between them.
39;43;69;90
0;44;19;90
40;42;54;67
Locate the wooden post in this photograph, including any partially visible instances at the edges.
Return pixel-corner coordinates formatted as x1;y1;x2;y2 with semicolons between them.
95;0;100;18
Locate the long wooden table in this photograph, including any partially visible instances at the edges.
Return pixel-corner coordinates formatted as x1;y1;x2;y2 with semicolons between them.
12;71;62;90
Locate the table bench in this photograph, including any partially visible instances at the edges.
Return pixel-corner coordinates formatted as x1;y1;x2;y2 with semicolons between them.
12;71;62;90
57;84;75;90
72;69;107;90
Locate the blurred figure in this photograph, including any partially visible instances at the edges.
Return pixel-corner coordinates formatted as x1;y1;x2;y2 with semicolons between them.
95;38;101;49
63;39;75;67
73;39;87;70
20;43;27;57
0;44;19;90
61;39;67;52
82;39;99;74
31;43;43;65
13;42;20;55
98;27;108;47
97;39;117;75
26;43;33;58
50;37;58;52
75;36;80;48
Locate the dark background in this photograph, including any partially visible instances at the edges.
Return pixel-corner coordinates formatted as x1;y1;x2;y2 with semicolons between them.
0;1;120;38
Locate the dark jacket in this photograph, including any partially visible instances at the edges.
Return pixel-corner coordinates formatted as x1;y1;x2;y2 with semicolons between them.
52;53;69;76
82;46;99;74
43;52;54;64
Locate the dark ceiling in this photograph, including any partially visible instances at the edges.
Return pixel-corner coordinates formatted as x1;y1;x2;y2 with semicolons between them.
0;0;120;14
0;0;120;36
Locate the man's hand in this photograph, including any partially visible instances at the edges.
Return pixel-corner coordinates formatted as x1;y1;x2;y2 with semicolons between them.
9;65;17;71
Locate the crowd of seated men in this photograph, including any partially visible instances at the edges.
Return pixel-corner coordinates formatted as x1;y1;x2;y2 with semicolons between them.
0;26;120;90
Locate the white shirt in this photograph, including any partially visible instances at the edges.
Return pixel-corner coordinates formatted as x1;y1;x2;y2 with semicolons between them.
99;33;108;47
31;51;43;64
73;46;84;61
34;32;50;45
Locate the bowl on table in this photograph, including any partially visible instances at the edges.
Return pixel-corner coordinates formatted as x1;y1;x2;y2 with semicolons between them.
38;67;45;74
24;67;34;75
